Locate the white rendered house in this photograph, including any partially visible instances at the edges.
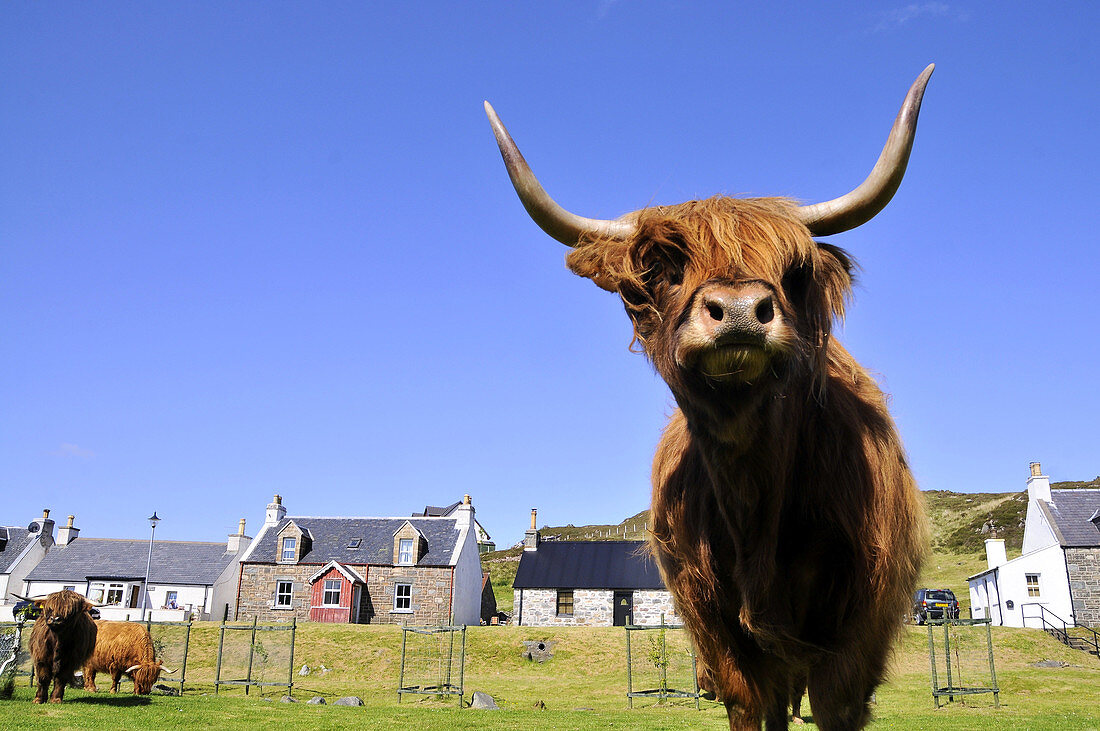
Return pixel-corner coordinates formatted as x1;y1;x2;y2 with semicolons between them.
968;462;1100;628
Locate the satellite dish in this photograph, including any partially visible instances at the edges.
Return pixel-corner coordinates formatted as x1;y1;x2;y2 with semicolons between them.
28;521;41;533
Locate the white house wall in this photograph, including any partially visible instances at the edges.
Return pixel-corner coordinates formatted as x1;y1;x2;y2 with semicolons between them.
450;524;483;625
3;536;50;604
968;544;1072;627
1022;499;1058;555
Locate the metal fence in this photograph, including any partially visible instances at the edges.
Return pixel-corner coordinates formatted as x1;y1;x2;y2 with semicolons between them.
624;617;705;709
214;616;297;696
926;618;1000;708
397;625;466;706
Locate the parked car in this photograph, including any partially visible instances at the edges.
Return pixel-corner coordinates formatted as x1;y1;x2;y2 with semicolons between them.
912;588;960;624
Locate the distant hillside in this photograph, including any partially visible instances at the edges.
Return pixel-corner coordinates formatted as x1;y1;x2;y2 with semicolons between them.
481;480;1095;612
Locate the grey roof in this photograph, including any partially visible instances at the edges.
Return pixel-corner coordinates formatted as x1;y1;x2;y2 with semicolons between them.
1;525;41;574
26;538;240;585
244;517;461;566
1047;489;1100;547
413;502;462;517
513;541;667;590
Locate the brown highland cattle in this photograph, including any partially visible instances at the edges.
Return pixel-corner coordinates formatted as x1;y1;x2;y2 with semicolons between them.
24;590;98;703
83;620;174;694
486;66;933;730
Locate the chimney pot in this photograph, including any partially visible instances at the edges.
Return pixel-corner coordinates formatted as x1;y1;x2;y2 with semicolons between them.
530;509;537;531
1030;462;1042;477
66;515;74;527
274;494;282;505
42;509;50;520
238;518;247;535
464;494;471;505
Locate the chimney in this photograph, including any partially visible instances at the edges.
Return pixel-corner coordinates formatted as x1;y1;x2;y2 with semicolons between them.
454;494;475;530
227;518;251;553
38;509;56;547
265;494;287;526
1027;461;1051;504
524;508;540;551
985;538;1007;569
57;515;80;546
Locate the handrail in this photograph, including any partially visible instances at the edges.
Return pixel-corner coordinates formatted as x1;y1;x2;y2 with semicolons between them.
1022;603;1100;657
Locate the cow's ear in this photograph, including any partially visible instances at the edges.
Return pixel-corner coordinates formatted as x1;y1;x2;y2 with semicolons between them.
814;242;857;320
565;239;631;293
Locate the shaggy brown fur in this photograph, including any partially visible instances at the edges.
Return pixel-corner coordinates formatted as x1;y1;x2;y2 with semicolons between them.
566;196;927;730
28;590;98;703
84;621;167;694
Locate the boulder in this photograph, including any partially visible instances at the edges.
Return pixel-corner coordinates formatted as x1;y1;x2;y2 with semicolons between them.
333;696;364;706
280;695;298;703
298;664;310;676
306;696;326;704
470;691;499;709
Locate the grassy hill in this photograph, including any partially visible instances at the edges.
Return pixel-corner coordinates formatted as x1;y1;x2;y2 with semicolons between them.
482;482;1094;616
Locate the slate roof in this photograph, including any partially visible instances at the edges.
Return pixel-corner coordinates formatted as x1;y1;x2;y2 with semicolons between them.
1;525;41;574
26;538;240;585
413;502;462;518
1047;489;1100;547
244;517;462;566
513;541;666;590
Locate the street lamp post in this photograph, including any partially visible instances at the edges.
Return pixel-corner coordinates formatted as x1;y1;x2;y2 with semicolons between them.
142;512;160;620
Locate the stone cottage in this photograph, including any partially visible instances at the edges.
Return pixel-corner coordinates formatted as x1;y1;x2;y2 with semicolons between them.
511;511;678;627
969;462;1100;628
235;495;484;625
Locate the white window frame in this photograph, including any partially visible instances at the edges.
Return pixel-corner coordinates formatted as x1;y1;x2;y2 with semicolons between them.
275;580;294;608
322;579;341;606
393;582;412;612
106;583;125;605
89;582;106;604
398;538;414;565
280;537;297;562
1025;573;1041;597
165;590;178;609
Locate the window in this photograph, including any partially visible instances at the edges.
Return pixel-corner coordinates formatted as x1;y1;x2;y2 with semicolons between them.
556;590;574;617
62;585;76;592
106;583;124;605
89;583;105;603
281;537;297;562
323;579;341;606
276;580;293;607
398;538;414;565
348;538;361;549
1026;574;1040;597
165;591;178;609
394;583;412;611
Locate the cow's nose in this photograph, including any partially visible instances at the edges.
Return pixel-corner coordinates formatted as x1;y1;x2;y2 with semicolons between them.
699;284;775;344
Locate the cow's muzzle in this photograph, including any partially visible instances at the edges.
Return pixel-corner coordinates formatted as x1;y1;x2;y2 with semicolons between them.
698;283;775;346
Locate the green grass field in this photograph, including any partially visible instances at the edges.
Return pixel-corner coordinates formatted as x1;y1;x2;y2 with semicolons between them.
3;622;1098;729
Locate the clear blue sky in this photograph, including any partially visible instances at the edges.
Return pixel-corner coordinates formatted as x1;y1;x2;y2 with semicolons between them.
3;3;1096;548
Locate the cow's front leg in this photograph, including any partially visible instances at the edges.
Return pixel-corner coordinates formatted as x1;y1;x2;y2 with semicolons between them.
110;670;122;693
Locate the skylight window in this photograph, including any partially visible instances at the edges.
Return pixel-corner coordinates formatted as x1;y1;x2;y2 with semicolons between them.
348;538;362;549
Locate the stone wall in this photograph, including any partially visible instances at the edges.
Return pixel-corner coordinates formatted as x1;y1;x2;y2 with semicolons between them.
514;588;679;626
632;590;681;625
237;562;455;625
1065;547;1100;627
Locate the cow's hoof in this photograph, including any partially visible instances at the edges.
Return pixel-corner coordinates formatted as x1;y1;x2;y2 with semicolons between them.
791;717;805;725
32;698;43;704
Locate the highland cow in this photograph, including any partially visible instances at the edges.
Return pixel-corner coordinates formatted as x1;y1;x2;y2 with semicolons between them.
24;590;98;703
486;66;933;730
84;620;174;694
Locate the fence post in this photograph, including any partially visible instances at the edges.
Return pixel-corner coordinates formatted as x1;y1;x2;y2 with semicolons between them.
942;622;954;703
458;626;466;708
215;619;226;695
625;621;633;708
245;615;258;696
287;616;296;697
180;620;192;695
985;620;999;708
398;627;407;703
926;622;939;708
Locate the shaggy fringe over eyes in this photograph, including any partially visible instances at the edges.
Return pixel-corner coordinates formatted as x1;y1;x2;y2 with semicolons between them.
565;196;856;375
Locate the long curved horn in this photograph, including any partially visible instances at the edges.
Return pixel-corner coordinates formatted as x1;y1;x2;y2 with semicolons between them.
797;64;934;236
159;666;177;674
125;664;142;674
484;101;637;247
